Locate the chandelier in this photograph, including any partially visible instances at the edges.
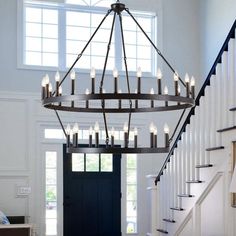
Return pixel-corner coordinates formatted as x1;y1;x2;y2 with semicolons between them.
41;0;195;154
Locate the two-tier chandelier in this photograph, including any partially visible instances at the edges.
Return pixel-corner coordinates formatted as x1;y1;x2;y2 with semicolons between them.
41;0;195;154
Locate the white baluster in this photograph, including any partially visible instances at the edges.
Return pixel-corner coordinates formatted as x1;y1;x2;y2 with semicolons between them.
170;155;175;220
177;144;182;206
222;51;229;128
205;86;211;165
160;175;164;229
190;115;196;181
186;125;191;194
228;39;235;126
167;163;171;220
181;134;186;194
199;97;205;165
156;182;161;236
195;106;200;179
210;75;217;147
216;63;223;145
174;150;178;208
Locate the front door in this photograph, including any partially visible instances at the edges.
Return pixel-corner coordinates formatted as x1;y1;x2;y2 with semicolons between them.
63;145;121;236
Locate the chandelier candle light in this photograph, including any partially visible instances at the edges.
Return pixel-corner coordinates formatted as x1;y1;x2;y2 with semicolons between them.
41;0;195;154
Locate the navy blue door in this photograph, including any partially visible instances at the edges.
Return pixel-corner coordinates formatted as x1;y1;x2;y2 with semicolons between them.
63;145;121;236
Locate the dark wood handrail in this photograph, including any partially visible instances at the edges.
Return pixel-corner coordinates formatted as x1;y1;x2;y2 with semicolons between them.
155;19;236;184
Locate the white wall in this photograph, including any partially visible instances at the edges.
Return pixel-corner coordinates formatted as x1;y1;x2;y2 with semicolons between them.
200;0;236;78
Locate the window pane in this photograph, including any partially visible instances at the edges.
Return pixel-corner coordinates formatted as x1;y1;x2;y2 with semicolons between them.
44;129;65;139
67;26;90;41
127;201;137;217
46;169;57;185
26;37;41;52
46;152;57;168
101;154;113;172
67;11;90;27
123;58;136;71
42;53;58;66
127;155;137;168
46;218;57;235
127;169;136;184
26;7;41;23
46;186;57;201
72;153;84;172
93;28;114;43
122;16;136;31
46;202;57;218
43;24;58;38
125;45;136;58
127;185;137;201
124;31;137;45
26;23;42;37
137;46;151;59
25;51;41;65
137;17;152;32
66;0;87;5
91;42;114;57
43;9;58;24
43;38;58;53
91;13;112;29
86;154;99;172
67;40;90;54
137;59;151;72
137;31;151;46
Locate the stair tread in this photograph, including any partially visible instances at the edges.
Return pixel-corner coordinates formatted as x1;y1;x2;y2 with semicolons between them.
163;218;176;223
230;107;236;111
196;164;213;168
157;229;168;234
186;180;203;183
178;194;194;197
170;207;184;211
206;146;224;151
217;126;236;133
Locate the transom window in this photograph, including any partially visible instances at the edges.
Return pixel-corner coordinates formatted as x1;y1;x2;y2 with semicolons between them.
21;0;157;74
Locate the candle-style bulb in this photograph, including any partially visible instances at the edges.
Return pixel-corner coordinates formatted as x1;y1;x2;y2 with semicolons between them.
157;68;162;79
118;89;122;94
73;123;79;134
59;86;62;94
49;83;53;92
45;74;50;84
178;85;181;94
85;88;90;95
164;86;168;95
134;127;138;136
174;72;179;81
94;121;99;132
164;123;170;134
41;76;46;87
150;88;155;94
70;69;76;80
111;127;115;136
113;68;118;78
149;122;155;133
89;126;93;135
90;67;96;78
191;76;195;86
185;73;190;83
65;124;71;135
55;71;60;82
137;67;142;77
123;122;128;132
154;127;157;135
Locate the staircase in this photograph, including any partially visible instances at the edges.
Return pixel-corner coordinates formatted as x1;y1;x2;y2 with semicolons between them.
148;20;236;236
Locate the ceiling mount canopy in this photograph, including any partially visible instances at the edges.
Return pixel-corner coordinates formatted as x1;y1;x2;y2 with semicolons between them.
41;1;195;154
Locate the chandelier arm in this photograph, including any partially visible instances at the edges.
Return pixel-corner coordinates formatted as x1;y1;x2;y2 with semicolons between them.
100;11;117;145
169;108;186;142
118;12;133;140
54;110;67;137
125;8;186;87
51;9;113;96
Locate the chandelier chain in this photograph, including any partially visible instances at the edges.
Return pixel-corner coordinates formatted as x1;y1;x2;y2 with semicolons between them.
100;11;117;145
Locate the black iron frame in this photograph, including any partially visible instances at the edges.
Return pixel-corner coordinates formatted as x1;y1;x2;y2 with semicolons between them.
42;1;195;154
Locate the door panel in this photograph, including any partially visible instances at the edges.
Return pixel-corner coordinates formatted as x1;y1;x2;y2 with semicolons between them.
63;145;121;236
